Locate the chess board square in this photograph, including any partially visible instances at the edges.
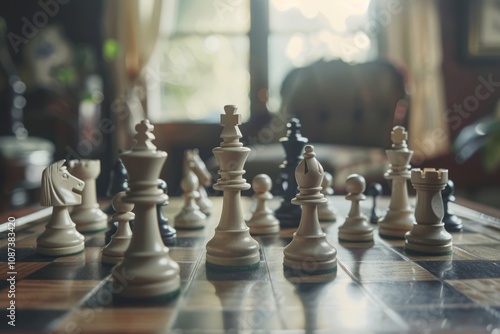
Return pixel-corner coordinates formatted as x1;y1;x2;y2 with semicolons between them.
459;244;500;261
172;309;282;331
394;305;500;331
335;244;405;262
363;281;473;306
0;262;49;280
183;280;276;311
446;279;500;307
54;307;175;332
55;247;102;263
340;261;437;282
174;237;206;248
0;279;101;309
452;233;500;246
0;247;60;262
81;280;182;309
26;262;112;280
416;260;500;280
169;247;203;262
0;309;67;331
392;246;479;261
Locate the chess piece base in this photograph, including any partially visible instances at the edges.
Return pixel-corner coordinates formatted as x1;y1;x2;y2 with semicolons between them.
248;223;280;235
283;234;337;275
71;206;108;233
378;209;415;239
318;205;337;223
404;224;453;255
338;217;374;242
112;258;181;299
37;243;84;257
206;228;260;270
206;261;260;272
246;214;280;235
174;210;206;230
444;214;463;232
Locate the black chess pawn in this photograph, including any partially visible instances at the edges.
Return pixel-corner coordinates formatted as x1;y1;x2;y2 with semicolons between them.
158;179;177;245
442;180;463;232
275;118;308;228
365;183;383;224
104;156;128;215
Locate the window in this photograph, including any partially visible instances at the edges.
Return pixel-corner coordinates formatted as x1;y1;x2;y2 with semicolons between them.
148;0;375;123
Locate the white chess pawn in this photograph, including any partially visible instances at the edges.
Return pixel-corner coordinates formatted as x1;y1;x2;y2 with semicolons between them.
174;170;207;229
102;191;134;264
338;174;374;242
283;145;337;275
318;172;337;222
405;168;453;255
68;159;108;233
246;174;280;235
37;160;85;256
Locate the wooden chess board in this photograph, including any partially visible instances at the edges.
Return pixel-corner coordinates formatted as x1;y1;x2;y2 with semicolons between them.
1;197;500;333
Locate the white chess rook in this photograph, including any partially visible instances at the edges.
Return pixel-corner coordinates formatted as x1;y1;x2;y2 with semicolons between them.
112;120;180;300
68;159;108;233
283;145;337;275
378;126;416;238
205;105;260;270
338;174;374;242
405;168;453;255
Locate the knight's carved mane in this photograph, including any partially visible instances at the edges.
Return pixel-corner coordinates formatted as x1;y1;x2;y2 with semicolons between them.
40;161;64;206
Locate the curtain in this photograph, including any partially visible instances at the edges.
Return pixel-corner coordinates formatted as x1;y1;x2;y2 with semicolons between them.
381;0;449;163
103;0;163;151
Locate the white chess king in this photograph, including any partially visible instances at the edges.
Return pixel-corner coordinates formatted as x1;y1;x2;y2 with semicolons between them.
205;105;260;271
112;120;180;301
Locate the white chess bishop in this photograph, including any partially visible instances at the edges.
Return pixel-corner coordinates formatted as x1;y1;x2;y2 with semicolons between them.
283;145;337;275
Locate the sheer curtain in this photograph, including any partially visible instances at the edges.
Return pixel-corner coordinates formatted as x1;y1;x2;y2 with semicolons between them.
381;0;449;163
103;0;164;151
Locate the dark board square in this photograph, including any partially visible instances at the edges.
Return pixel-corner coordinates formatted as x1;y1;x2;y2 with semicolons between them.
0;247;59;263
26;262;112;280
363;281;473;306
395;306;500;331
0;309;67;331
174;237;206;248
416;260;500;280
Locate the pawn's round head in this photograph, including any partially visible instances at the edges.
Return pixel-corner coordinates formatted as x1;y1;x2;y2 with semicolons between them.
112;191;134;213
345;174;366;195
252;174;272;193
442;179;455;197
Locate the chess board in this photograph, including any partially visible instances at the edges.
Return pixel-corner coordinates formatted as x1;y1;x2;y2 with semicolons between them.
1;197;500;333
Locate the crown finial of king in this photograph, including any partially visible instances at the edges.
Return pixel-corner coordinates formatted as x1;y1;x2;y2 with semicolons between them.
391;126;408;150
220;105;243;147
131;120;157;151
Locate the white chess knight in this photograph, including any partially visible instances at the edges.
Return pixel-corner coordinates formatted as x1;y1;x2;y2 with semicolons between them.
68;159;108;233
378;126;416;238
37;160;85;256
283;145;337;275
